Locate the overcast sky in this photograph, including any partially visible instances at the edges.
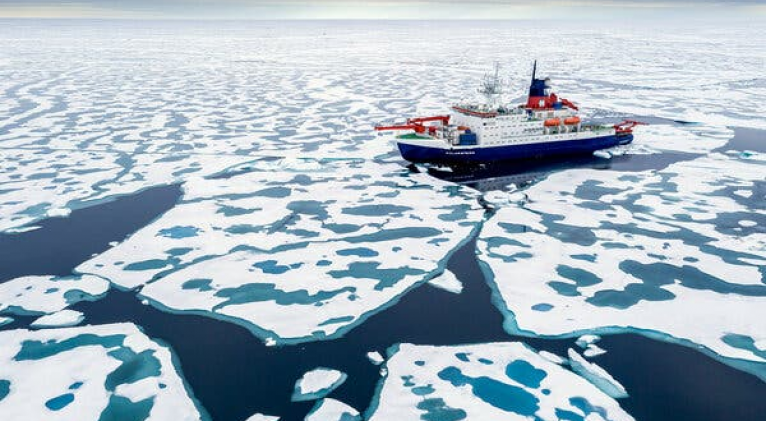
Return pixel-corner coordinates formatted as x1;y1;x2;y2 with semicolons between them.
1;0;764;19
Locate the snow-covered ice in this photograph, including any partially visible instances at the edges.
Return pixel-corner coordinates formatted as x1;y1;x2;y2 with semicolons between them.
593;150;611;159
477;126;766;378
30;310;84;328
584;344;608;358
367;342;633;421
1;18;765;419
428;270;464;294
0;275;109;315
245;413;280;421
292;367;348;402
576;334;601;349
76;161;483;344
305;398;360;421
568;349;628;399
367;351;385;365
0;323;206;421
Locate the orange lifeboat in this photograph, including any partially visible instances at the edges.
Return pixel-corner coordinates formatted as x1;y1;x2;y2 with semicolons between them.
543;118;560;127
564;116;581;125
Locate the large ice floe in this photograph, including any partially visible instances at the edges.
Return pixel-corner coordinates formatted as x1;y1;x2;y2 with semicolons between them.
0;323;206;420
76;160;483;344
477;127;766;379
0;275;109;315
367;342;633;421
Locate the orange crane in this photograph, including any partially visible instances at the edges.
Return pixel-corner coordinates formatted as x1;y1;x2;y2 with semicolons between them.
374;115;450;135
613;120;647;134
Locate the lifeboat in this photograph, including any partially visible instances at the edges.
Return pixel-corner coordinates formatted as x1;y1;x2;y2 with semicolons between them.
564;116;581;125
543;118;560;127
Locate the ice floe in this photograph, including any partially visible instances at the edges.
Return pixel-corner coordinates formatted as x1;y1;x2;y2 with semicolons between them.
568;349;628;399
0;323;206;420
367;351;385;366
583;344;608;358
538;351;566;365
305;398;360;421
367;342;632;421
593;150;611;159
292;367;347;402
478;138;766;376
576;334;601;349
0;275;109;315
245;413;280;421
30;309;84;328
77;161;483;344
428;270;464;294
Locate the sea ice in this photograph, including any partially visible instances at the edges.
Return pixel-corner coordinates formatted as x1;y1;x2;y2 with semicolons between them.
367;351;385;365
576;334;601;349
0;323;206;420
538;351;566;365
77;161;483;344
30;309;84;328
477;135;766;376
568;349;628;399
367;343;633;421
428;270;464;294
0;275;109;315
305;398;360;421
292;367;348;402
583;344;608;358
245;413;280;421
46;207;72;218
593;150;611;159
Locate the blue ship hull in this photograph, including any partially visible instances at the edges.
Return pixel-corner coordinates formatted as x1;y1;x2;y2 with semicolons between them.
398;133;633;164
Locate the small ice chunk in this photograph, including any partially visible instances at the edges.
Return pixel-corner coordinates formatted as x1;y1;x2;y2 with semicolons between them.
0;316;13;326
245;414;280;421
379;367;388;377
538;350;566;365
568;349;627;399
593;150;611;159
31;309;84;328
109;241;119;247
305;398;360;421
583;344;607;358
366;351;385;365
593;149;613;159
47;207;72;218
483;190;527;207
292;367;347;402
738;220;757;227
5;225;41;234
576;334;601;349
265;337;277;347
428;270;463;294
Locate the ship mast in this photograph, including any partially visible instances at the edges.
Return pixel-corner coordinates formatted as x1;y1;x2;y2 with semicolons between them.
478;62;504;109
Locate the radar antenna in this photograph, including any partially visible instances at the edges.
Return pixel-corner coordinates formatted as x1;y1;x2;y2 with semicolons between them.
478;62;504;108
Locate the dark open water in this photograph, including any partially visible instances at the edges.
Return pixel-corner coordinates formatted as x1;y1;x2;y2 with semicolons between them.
1;126;765;421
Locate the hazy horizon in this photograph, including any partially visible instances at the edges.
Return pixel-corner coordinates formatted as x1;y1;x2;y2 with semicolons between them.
1;0;765;21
